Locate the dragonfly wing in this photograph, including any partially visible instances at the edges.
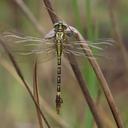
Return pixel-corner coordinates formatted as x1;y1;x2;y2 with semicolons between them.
1;32;56;63
44;29;55;39
2;32;55;45
33;42;56;63
63;38;113;59
35;49;56;63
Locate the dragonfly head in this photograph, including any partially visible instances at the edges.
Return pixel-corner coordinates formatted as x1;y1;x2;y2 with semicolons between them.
54;21;67;32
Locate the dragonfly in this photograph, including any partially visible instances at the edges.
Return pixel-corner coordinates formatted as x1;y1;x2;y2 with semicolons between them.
2;21;113;114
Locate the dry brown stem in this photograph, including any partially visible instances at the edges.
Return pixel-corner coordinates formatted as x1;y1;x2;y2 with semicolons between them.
74;31;124;128
33;60;44;128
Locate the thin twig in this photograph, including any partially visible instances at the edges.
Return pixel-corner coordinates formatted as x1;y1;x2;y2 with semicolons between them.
14;0;45;34
0;38;51;128
33;60;44;128
42;0;58;24
93;89;101;128
42;0;104;127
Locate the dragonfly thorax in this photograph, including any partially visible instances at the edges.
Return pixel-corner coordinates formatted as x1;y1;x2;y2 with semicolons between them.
56;32;64;41
54;22;67;57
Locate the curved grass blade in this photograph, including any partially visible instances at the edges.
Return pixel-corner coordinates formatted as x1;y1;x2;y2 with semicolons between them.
33;60;43;128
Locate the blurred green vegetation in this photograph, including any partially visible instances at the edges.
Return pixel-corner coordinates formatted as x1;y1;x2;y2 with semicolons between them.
0;0;128;128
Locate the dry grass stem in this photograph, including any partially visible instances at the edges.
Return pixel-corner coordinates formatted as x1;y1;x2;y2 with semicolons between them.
33;60;44;128
67;54;104;128
42;0;58;24
72;29;124;128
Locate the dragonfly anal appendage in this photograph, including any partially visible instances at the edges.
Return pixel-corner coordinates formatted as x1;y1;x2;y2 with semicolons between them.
56;94;63;114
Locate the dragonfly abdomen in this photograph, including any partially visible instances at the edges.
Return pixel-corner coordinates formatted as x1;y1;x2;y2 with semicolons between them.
56;56;63;114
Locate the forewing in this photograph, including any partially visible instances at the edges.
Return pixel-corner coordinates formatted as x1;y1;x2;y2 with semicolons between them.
63;38;114;59
1;32;56;63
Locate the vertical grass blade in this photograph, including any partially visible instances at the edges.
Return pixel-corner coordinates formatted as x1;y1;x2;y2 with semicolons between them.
71;0;83;33
83;0;98;128
106;0;128;75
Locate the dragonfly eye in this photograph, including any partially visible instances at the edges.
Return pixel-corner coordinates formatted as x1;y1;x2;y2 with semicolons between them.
54;21;67;31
